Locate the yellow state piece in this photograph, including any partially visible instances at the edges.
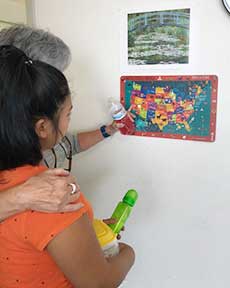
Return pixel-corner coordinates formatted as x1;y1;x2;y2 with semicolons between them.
134;97;143;105
169;91;176;101
165;104;174;112
133;83;142;91
196;86;202;95
183;103;193;110
151;111;169;131
183;121;191;132
155;87;164;94
155;98;162;105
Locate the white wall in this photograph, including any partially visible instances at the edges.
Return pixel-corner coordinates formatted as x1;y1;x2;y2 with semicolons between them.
34;0;230;287
0;0;26;24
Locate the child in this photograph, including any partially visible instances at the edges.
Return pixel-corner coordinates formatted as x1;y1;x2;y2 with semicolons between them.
0;45;135;287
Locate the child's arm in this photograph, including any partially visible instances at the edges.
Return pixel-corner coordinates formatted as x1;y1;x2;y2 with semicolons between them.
47;213;135;287
77;123;117;152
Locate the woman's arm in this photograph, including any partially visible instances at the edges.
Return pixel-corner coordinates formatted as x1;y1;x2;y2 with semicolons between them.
47;213;135;287
0;169;83;222
0;186;22;222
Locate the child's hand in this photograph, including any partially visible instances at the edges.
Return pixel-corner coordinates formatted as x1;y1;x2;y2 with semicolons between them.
103;218;125;240
106;105;136;133
127;105;136;122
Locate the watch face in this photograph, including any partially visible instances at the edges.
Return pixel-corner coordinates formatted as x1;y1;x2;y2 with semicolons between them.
223;0;230;13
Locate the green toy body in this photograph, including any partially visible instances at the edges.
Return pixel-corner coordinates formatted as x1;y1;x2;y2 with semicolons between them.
108;189;138;234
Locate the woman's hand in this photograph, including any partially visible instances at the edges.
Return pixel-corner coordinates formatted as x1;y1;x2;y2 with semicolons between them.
103;218;125;240
18;168;83;213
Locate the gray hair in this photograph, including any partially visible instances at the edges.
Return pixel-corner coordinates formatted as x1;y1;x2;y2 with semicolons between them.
0;25;71;71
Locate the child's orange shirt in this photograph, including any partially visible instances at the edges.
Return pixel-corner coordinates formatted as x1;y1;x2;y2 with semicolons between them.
0;165;93;287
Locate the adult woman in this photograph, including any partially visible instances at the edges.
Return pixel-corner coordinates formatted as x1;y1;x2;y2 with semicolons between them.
0;45;134;287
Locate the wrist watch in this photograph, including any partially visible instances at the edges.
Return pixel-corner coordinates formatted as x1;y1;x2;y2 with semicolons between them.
100;125;111;138
223;0;230;14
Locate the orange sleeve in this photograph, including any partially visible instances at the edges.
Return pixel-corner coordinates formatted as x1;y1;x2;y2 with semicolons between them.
23;193;93;251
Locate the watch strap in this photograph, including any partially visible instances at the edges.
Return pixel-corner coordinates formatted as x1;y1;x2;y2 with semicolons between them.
100;125;111;138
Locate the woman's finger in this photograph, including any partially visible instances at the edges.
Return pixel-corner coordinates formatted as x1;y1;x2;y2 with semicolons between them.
59;202;84;212
68;190;81;202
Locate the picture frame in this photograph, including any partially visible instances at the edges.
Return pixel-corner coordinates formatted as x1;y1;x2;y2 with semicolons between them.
120;2;196;72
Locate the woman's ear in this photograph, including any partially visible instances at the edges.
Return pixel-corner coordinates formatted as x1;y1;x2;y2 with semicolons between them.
34;118;51;139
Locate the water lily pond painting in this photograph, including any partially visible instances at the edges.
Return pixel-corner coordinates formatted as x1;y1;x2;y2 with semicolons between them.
128;9;190;65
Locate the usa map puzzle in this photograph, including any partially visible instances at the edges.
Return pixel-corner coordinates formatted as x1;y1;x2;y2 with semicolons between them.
120;75;218;142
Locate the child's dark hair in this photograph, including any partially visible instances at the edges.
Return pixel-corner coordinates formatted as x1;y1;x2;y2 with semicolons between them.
0;45;70;170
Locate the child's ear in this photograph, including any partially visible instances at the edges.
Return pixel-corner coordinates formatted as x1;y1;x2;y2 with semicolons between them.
34;118;50;139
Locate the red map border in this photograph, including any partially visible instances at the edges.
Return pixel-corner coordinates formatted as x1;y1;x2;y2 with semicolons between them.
120;75;218;142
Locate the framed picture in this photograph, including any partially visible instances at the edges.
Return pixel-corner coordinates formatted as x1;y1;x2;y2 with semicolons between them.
128;9;190;65
120;3;195;72
120;75;218;142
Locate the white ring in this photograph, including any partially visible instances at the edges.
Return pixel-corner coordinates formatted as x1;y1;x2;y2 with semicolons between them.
69;183;77;195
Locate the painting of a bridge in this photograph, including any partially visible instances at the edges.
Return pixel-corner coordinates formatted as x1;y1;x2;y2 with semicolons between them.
128;9;190;65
